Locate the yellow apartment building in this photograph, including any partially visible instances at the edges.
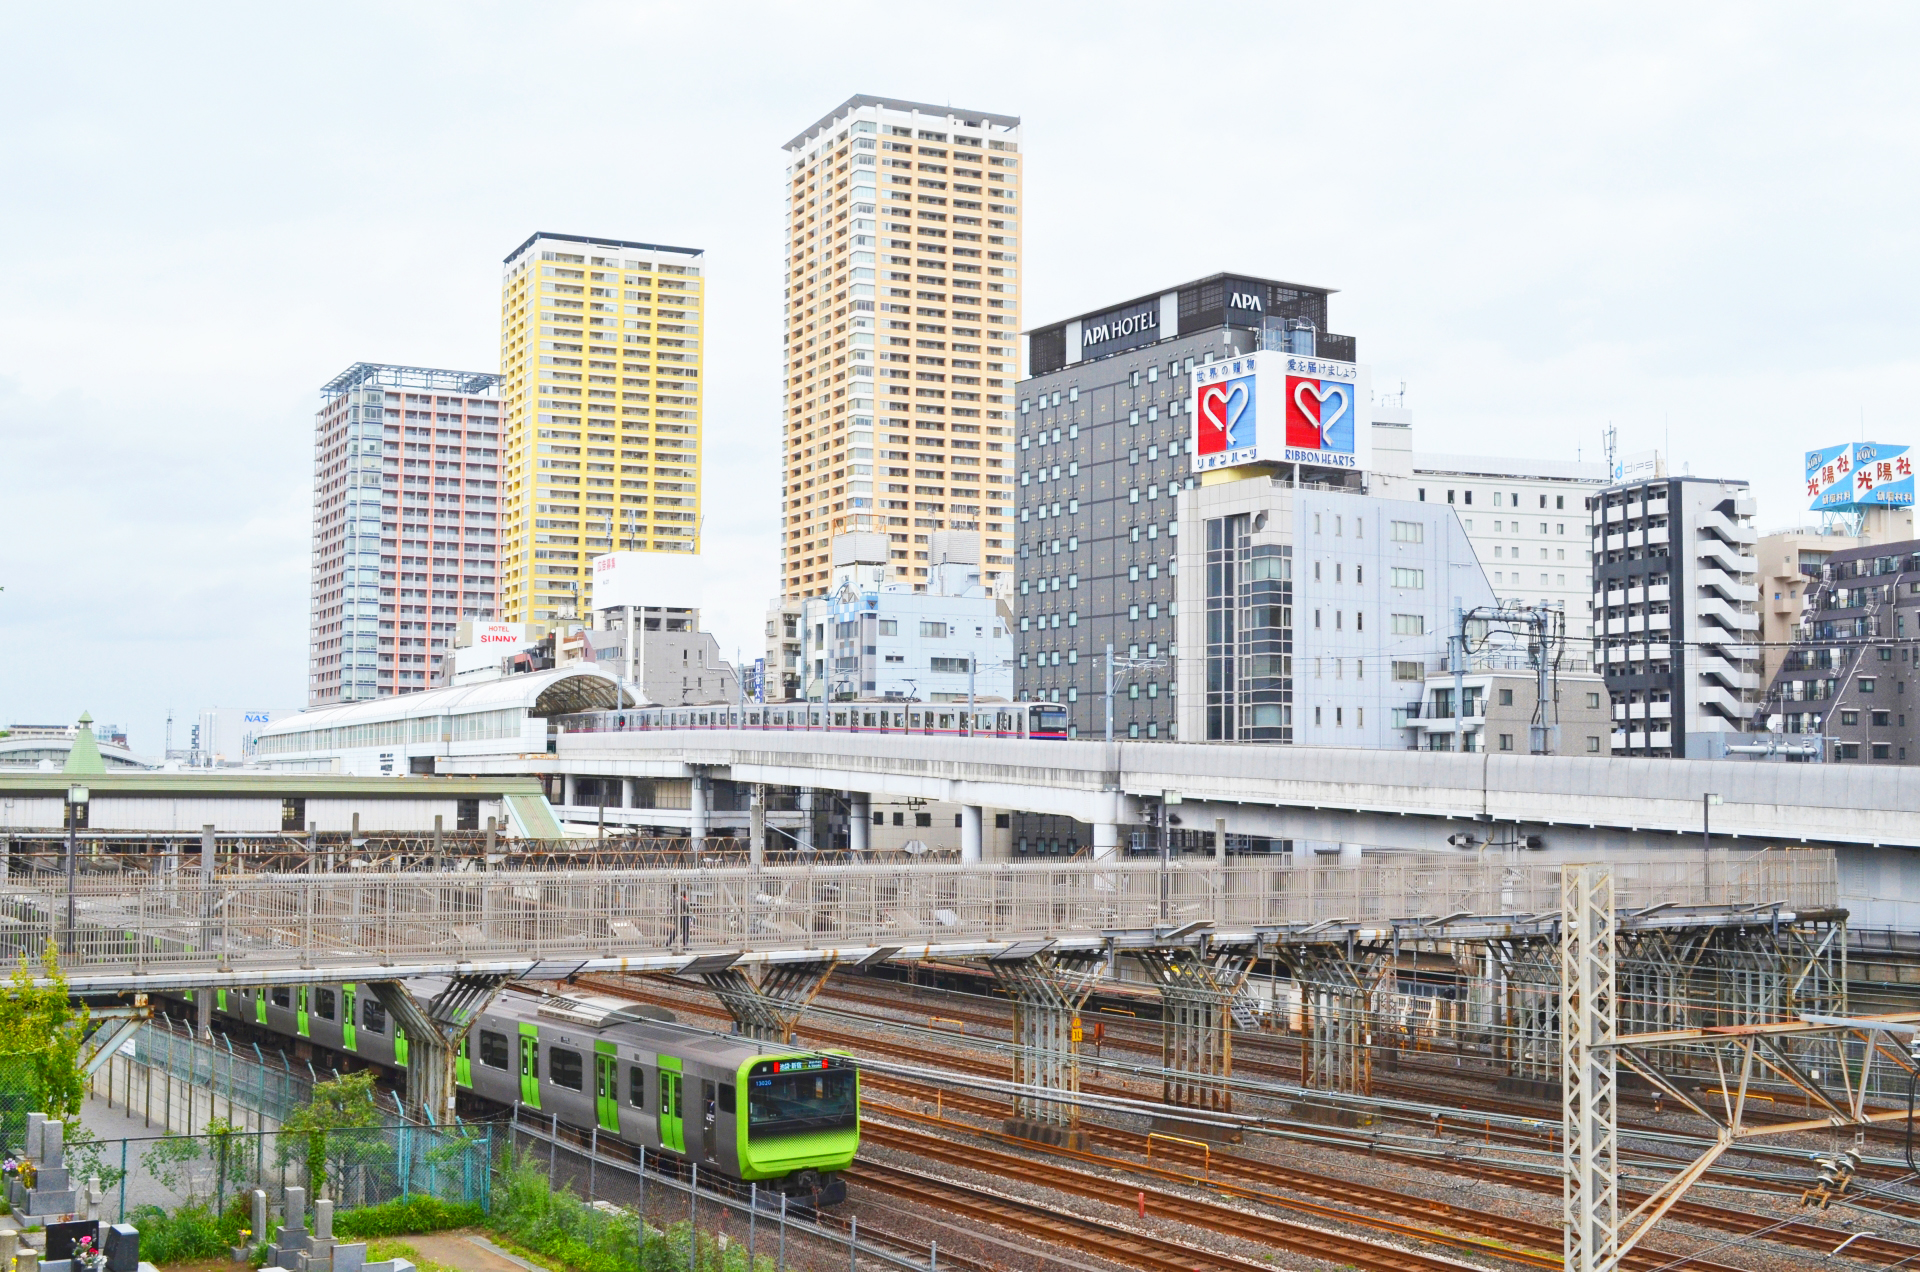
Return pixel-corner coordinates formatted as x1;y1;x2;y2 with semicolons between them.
497;231;705;624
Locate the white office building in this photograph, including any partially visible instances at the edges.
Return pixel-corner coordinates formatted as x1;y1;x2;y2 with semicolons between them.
1175;478;1501;748
770;531;1013;703
1369;411;1609;641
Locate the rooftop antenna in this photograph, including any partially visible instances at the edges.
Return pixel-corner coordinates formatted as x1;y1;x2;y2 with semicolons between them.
1602;423;1617;481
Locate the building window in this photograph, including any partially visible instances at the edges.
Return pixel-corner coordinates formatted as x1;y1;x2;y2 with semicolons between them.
1390;568;1425;589
1587;736;1601;752
1391;613;1425;635
1390;520;1423;543
1499;733;1513;751
1872;743;1892;760
1586;692;1601;709
1499;689;1514;706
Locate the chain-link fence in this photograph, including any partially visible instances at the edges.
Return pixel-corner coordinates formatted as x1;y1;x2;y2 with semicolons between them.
70;1122;492;1225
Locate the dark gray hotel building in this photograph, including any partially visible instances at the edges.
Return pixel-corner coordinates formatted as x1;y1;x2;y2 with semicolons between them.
1012;273;1355;743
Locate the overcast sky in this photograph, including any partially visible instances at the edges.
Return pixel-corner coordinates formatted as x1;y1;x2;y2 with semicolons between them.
3;4;1915;752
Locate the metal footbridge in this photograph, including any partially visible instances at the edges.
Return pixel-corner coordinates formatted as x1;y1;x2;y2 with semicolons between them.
8;850;1838;993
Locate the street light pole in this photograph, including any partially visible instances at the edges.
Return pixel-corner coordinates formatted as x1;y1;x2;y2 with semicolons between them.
64;783;89;956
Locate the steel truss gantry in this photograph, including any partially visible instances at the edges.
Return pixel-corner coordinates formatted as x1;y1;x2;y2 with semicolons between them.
1562;864;1617;1272
1284;943;1390;1096
370;972;508;1122
689;958;842;1044
1131;945;1255;1117
988;945;1108;1145
1574;1001;1920;1270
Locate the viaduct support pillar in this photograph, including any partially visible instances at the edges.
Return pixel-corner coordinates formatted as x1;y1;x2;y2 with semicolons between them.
796;790;815;853
749;785;767;868
959;806;983;864
372;974;508;1124
689;773;709;853
692;959;841;1044
988;947;1106;1148
1092;824;1120;860
848;792;870;854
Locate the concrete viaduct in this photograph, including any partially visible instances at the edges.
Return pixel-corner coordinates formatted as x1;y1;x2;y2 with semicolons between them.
445;730;1920;929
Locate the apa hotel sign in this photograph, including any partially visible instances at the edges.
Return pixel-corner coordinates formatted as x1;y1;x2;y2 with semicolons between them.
1078;299;1160;358
1190;351;1370;474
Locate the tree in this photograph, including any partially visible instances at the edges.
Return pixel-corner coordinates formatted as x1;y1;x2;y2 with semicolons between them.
0;941;87;1144
278;1072;389;1204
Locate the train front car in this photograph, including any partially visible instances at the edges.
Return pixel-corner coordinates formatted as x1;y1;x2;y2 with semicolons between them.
738;1052;858;1205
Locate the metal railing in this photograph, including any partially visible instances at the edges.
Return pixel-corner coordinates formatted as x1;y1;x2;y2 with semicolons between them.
0;850;1839;980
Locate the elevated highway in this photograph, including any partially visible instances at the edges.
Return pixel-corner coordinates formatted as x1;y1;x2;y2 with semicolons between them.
444;729;1920;928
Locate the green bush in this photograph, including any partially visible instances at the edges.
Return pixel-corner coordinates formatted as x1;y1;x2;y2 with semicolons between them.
334;1194;484;1240
125;1202;235;1264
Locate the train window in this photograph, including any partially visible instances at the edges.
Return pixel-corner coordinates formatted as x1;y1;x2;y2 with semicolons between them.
549;1047;585;1091
629;1065;647;1109
364;998;388;1034
720;1083;735;1113
271;988;291;1009
314;988;336;1021
479;1030;510;1070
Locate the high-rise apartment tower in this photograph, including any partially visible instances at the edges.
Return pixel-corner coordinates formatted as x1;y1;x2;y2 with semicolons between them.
307;363;501;705
496;232;705;625
1592;474;1760;757
780;96;1024;600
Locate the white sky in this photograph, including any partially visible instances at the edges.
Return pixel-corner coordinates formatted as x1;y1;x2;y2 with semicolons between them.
3;4;1916;753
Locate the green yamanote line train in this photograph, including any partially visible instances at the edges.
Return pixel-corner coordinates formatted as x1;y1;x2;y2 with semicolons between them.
176;979;857;1205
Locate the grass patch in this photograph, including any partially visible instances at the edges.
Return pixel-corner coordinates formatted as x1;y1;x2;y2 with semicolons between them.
488;1152;776;1272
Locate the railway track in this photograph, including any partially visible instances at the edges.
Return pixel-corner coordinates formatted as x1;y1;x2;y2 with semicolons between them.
831;972;1920;1151
578;973;1920;1265
862;1093;1797;1272
849;1155;1492;1272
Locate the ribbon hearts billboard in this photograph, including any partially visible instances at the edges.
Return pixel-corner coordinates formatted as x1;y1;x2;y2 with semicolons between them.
1192;351;1368;474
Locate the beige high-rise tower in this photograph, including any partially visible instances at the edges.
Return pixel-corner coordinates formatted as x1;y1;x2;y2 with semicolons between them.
780;96;1022;599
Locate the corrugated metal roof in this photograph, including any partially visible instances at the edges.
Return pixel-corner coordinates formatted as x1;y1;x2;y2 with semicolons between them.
259;668;631;738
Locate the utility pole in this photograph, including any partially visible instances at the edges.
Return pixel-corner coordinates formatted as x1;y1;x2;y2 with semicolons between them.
1105;641;1169;744
1106;643;1115;743
1452;606;1466;752
967;655;976;735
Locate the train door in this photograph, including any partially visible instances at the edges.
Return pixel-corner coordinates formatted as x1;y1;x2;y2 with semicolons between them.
255;991;267;1025
296;987;310;1037
216;989;227;1014
701;1079;718;1162
456;1037;472;1089
657;1057;684;1153
518;1024;541;1109
394;1027;409;1068
341;985;358;1051
594;1043;619;1133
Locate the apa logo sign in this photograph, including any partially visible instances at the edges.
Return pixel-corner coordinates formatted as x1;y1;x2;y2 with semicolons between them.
1285;374;1355;454
1196;372;1256;456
